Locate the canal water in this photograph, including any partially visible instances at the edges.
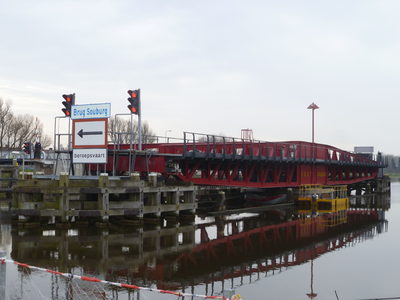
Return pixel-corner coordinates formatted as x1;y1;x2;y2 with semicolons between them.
0;182;397;300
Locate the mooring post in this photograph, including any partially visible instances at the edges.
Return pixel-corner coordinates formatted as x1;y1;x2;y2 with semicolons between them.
0;250;6;300
287;188;293;202
59;172;70;223
98;173;110;221
217;191;226;211
366;183;371;194
12;158;18;187
131;172;140;181
148;172;157;187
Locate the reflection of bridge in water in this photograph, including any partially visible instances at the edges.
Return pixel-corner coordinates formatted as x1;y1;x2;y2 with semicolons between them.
9;195;388;294
170;209;386;290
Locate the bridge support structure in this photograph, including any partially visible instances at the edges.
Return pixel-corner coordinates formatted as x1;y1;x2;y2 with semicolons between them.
11;173;197;228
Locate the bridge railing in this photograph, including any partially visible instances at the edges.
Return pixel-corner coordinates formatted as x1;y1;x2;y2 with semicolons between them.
181;132;387;168
100;132;387;176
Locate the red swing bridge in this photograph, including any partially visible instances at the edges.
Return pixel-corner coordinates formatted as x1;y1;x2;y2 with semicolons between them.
92;131;387;189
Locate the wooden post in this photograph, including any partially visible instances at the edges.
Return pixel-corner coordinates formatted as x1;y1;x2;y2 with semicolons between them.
98;173;109;221
148;172;157;187
217;191;226;211
59;172;70;223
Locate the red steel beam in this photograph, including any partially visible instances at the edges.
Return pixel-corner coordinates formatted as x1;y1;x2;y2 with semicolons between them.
103;139;384;188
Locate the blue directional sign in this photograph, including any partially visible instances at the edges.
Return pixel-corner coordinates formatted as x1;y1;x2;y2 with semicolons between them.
71;103;111;120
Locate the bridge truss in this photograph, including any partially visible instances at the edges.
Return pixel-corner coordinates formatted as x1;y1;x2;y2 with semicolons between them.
103;132;387;188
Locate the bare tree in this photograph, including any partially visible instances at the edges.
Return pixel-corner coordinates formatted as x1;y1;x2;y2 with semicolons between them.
108;117;157;144
141;120;157;143
0;98;13;148
0;97;52;150
7;114;34;148
36;123;52;149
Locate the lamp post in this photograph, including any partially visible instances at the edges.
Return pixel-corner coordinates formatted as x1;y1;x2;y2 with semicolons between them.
307;103;319;143
165;130;172;143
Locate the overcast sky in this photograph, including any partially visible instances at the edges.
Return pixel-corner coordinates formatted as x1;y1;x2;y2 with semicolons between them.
1;1;399;154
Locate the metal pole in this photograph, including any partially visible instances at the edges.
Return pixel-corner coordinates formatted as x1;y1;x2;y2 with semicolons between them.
130;113;133;174
138;89;142;151
312;108;314;144
53;117;58;175
0;250;6;300
307;103;319;144
165;130;172;143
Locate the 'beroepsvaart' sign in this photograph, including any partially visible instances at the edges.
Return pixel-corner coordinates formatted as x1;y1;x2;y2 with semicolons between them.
71;103;111;120
73;149;107;164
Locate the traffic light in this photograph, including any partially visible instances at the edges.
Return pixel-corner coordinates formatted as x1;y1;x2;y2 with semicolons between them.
127;89;140;115
62;93;75;117
22;142;31;155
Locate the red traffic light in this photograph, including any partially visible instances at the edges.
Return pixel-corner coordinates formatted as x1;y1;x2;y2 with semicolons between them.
62;93;75;117
127;89;140;115
128;90;137;98
63;94;72;103
22;142;31;155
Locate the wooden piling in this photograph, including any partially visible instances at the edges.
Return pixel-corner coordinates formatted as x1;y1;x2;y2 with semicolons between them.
11;173;197;228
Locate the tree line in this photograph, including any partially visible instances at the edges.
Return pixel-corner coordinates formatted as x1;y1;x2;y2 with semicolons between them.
384;154;400;174
0;97;160;152
0;98;52;150
107;117;157;144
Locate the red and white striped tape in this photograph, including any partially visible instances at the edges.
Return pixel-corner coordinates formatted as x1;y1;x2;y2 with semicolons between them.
0;258;229;300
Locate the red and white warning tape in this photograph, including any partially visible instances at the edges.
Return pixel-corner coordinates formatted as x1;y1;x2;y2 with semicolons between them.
0;258;231;300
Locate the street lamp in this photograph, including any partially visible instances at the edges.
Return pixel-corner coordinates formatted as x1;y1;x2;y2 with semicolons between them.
12;151;25;179
165;130;172;143
307;103;319;144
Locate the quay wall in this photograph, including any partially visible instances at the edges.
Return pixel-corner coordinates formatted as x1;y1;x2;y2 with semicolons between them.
12;172;197;228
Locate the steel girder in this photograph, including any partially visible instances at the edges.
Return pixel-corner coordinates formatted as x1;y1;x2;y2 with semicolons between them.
173;158;379;188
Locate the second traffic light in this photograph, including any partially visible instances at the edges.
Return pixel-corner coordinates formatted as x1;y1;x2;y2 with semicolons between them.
127;89;140;115
22;142;31;155
34;142;42;159
62;93;75;117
